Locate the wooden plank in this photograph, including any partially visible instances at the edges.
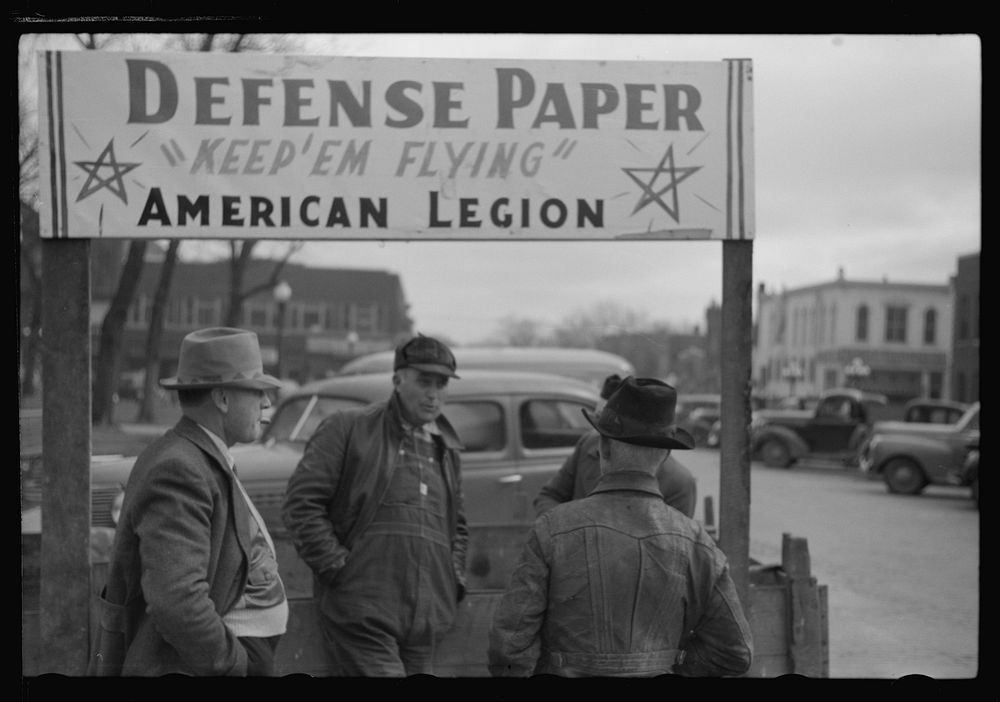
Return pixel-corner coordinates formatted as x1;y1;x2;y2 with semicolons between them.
781;534;826;676
819;584;830;677
719;239;753;605
39;239;92;675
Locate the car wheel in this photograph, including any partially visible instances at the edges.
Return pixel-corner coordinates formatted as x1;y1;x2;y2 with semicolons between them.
883;458;927;495
760;438;793;468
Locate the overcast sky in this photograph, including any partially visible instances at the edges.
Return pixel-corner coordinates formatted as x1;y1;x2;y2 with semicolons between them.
22;33;981;346
275;34;980;344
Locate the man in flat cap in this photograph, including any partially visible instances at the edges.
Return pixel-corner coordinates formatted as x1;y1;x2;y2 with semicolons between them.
489;377;753;677
282;334;468;676
92;328;287;676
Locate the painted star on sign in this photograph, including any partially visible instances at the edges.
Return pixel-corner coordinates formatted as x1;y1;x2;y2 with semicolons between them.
73;138;141;204
621;144;702;223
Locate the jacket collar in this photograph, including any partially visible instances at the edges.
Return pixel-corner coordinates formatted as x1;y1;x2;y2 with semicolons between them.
173;415;232;473
387;391;463;450
589;470;665;499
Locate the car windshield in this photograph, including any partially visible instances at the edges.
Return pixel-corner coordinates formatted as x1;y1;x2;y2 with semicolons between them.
961;405;980;431
266;396;366;442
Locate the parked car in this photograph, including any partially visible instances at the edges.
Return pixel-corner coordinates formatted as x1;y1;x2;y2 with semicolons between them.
858;401;980;495
960;437;979;509
901;398;969;425
337;346;635;389
749;387;888;468
27;370;600;584
674;393;721;448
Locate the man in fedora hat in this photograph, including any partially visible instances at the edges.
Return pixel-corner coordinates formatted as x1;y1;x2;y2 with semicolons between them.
489;377;753;677
534;373;698;519
282;334;468;676
91;328;288;676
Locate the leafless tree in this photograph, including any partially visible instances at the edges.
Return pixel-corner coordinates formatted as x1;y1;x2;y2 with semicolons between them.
493;315;551;347
137;240;181;423
222;241;305;326
553;301;651;348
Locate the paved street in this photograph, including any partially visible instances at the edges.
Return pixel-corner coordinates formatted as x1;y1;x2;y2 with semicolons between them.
682;449;979;680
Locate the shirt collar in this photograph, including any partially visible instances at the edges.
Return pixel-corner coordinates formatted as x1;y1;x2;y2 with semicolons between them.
196;422;235;471
401;416;441;437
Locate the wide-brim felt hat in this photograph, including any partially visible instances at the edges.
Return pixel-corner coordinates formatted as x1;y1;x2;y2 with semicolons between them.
159;327;284;391
582;376;695;450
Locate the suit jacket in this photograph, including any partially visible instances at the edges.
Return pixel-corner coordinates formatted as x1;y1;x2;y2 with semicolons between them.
90;416;252;676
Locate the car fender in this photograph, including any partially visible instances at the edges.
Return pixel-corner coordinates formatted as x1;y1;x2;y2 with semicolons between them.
752;424;810;460
866;433;952;475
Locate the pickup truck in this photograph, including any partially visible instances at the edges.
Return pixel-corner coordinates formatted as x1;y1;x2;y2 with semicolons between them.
750;388;888;468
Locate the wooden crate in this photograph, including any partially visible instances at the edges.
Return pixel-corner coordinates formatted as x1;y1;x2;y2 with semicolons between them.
23;530;827;677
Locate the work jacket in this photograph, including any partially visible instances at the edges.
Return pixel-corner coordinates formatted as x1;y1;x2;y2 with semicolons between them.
90;417;252;676
281;391;468;593
533;430;698;518
489;470;753;677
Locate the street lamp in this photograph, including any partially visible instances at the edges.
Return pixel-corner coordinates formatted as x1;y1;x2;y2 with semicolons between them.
844;356;871;389
781;360;804;398
273;281;292;379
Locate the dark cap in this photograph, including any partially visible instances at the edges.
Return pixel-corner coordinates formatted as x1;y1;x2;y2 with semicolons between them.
393;335;460;379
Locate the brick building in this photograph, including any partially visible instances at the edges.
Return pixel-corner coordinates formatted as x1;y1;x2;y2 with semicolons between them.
91;257;414;385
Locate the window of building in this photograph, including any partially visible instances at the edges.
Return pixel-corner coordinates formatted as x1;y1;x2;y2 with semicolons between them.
885;305;907;343
300;303;325;331
127;295;151;328
855;305;869;342
923;308;937;345
354;302;380;334
165;298;185;328
245;301;269;330
327;301;347;331
956;372;966;403
195;298;219;326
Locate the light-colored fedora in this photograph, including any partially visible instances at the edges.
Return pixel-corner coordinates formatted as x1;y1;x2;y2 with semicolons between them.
159;327;283;391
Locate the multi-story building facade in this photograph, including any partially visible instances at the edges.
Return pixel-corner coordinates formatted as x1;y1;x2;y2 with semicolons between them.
753;269;952;404
950;252;979;403
91;257;414;384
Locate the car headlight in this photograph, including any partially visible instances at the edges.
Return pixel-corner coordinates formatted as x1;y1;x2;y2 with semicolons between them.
110;487;125;526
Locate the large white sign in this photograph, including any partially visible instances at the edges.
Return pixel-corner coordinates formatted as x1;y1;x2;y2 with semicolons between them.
38;51;754;241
